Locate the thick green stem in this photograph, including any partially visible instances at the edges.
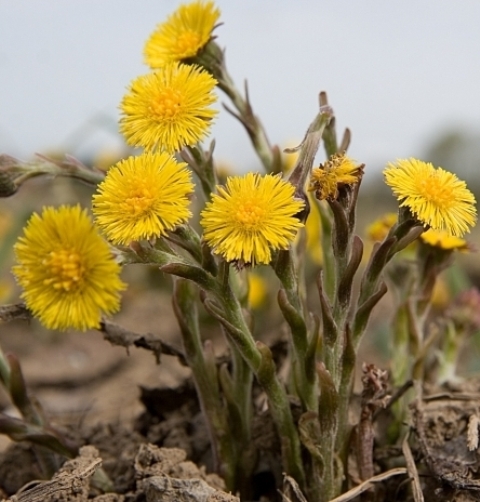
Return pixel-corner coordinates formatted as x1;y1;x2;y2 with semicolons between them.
231;348;253;444
173;278;237;489
317;363;340;501
317;202;336;302
204;282;306;489
274;250;317;412
335;324;355;461
256;342;306;488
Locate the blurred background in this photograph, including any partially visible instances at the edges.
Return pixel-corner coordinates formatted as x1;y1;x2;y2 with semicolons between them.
1;0;480;184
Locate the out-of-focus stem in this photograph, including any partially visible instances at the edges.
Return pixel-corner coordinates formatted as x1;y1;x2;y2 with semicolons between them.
0;344;11;387
2;155;105;189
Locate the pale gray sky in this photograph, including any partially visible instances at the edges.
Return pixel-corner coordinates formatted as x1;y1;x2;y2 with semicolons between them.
1;1;480;177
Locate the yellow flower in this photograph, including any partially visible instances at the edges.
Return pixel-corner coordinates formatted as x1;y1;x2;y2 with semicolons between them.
93;147;129;172
201;173;304;265
144;1;221;68
0;211;12;237
431;276;450;308
119;63;217;153
13;206;125;331
247;272;268;309
309;152;363;201
93;151;194;245
420;228;469;251
366;213;397;242
384;158;477;236
281;141;301;175
304;196;323;265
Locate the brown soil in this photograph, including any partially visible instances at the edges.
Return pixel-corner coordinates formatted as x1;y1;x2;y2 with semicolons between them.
0;290;480;501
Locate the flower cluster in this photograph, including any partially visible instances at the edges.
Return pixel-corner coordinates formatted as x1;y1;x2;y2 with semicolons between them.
6;5;480;501
120;1;219;155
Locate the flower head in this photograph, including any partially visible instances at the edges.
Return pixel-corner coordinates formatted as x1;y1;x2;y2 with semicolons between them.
420;228;469;251
304;195;323;265
366;213;397;242
201;173;304;265
309;152;363;201
13;206;125;331
144;1;221;68
247;272;268;309
119;63;217;153
93;151;194;245
384;158;477;236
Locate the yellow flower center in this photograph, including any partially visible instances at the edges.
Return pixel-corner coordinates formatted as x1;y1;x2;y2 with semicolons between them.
122;186;156;217
418;175;453;206
43;249;84;292
150;88;183;121
174;31;202;55
235;199;266;230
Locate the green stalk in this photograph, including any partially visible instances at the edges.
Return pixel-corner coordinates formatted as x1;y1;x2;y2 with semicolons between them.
317;202;336;302
173;278;237;489
139;245;306;490
274;250;317;412
0;344;11;387
203;279;306;489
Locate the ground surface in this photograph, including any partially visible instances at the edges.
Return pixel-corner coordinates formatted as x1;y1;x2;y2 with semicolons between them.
0;288;480;501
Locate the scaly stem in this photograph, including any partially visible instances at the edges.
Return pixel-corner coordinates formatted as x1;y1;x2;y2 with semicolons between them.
274;250;317;412
173;278;237;489
147;247;306;489
204;277;306;489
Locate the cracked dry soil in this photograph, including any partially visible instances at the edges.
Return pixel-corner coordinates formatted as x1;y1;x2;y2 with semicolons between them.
0;290;480;501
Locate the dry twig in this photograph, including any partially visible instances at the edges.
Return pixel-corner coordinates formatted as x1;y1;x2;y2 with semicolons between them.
326;468;408;502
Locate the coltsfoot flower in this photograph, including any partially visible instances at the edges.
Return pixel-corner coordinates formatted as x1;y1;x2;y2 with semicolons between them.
201;173;304;265
119;63;217;153
144;1;221;68
13;206;125;331
304;196;323;265
420;228;469;251
384;158;477;236
247;272;268;309
93;151;194;245
309;152;363;201
366;213;397;242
